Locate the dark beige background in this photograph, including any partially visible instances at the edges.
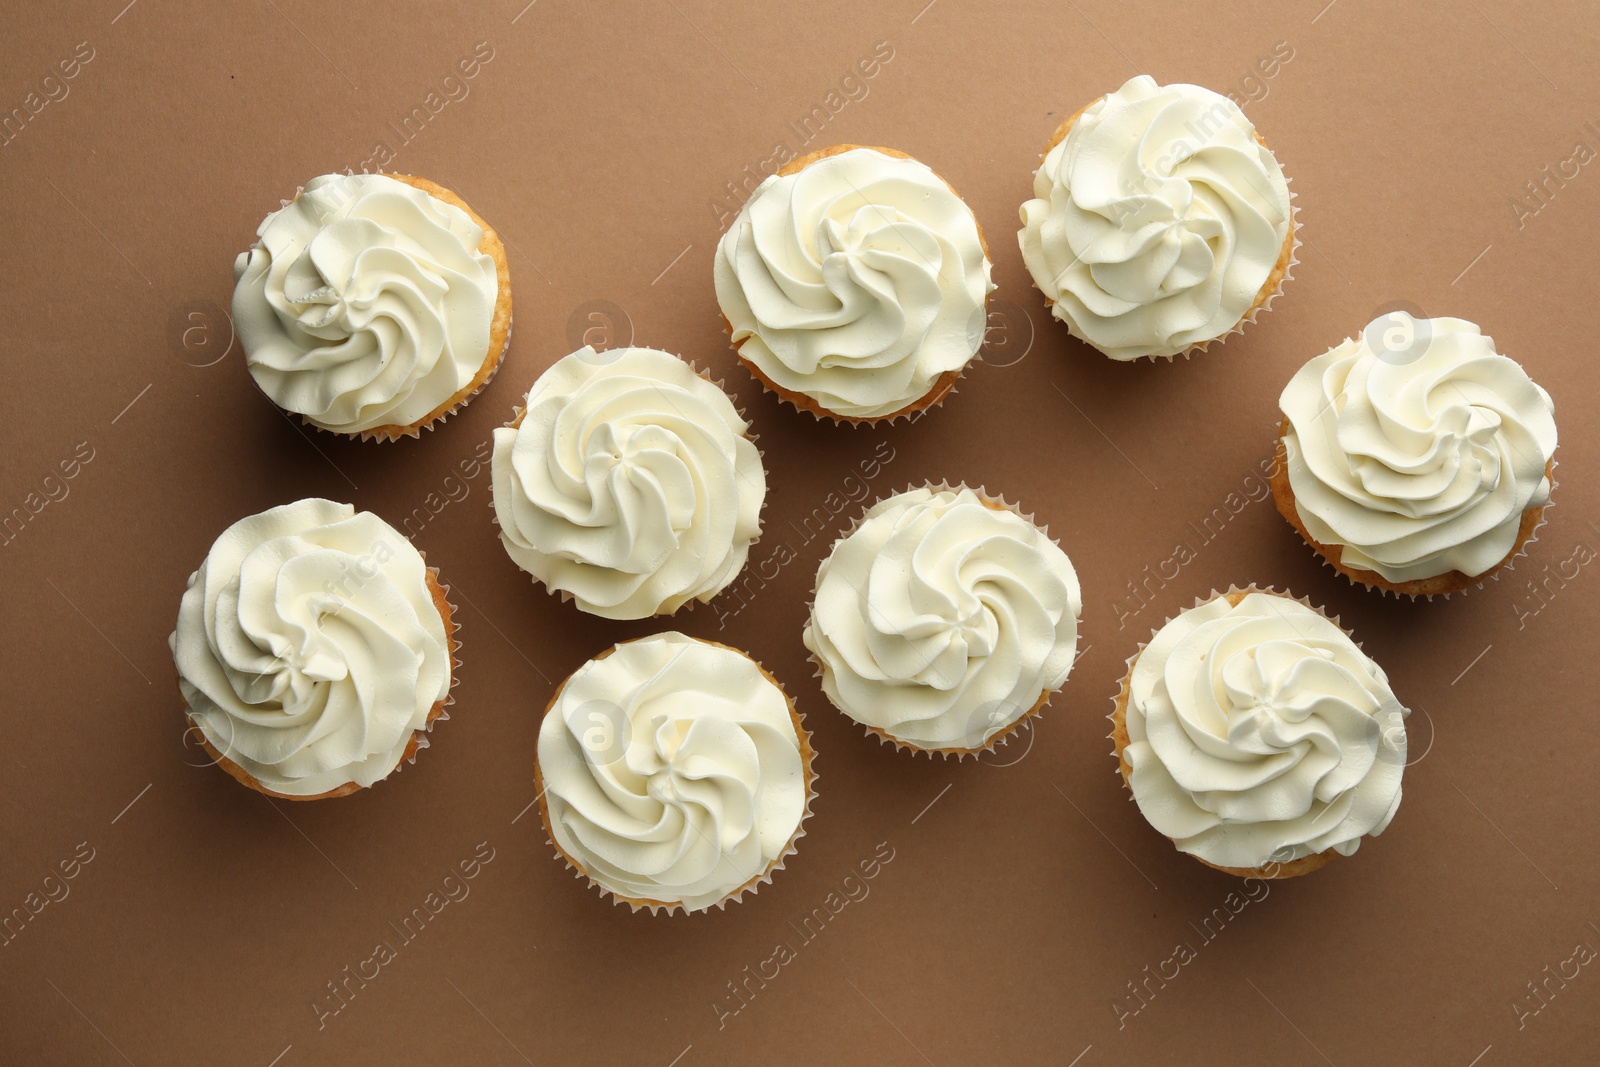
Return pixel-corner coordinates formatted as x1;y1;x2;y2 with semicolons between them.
3;1;1597;1063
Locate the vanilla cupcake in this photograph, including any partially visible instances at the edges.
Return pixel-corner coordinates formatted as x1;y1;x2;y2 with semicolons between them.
1274;312;1558;597
233;172;512;440
171;498;457;800
1019;76;1295;361
1110;588;1408;878
490;346;766;620
804;485;1081;756
535;632;815;913
715;145;994;423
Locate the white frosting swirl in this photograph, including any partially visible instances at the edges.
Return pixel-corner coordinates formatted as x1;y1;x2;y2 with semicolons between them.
537;632;809;911
233;173;499;434
1281;314;1558;582
804;487;1081;750
1018;76;1291;360
491;347;765;620
170;498;451;797
1125;592;1407;869
715;147;994;419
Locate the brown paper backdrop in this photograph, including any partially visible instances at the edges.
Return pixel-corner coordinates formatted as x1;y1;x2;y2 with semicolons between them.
3;1;1597;1064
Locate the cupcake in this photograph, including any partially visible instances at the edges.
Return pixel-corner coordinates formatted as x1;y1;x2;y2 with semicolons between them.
1110;588;1408;878
170;498;458;800
491;345;766;620
1273;312;1558;597
714;145;994;423
534;632;815;913
1018;75;1295;361
804;484;1082;756
233;172;513;440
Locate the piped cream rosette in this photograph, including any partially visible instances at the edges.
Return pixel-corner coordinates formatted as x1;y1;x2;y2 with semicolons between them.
491;346;767;620
804;483;1082;757
171;498;460;799
1110;586;1409;878
534;632;815;914
1019;76;1297;361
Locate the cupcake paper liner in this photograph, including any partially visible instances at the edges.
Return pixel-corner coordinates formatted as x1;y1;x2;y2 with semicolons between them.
1479;461;1558;593
533;638;818;916
1107;583;1382;879
804;479;1081;760
732;338;972;428
490;352;768;620
404;561;464;764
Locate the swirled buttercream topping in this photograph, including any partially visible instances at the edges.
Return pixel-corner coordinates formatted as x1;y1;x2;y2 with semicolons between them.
171;498;451;797
1280;313;1557;582
233;173;499;433
1019;76;1291;360
716;147;993;418
491;346;765;620
1124;591;1407;869
804;486;1081;750
537;632;808;911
